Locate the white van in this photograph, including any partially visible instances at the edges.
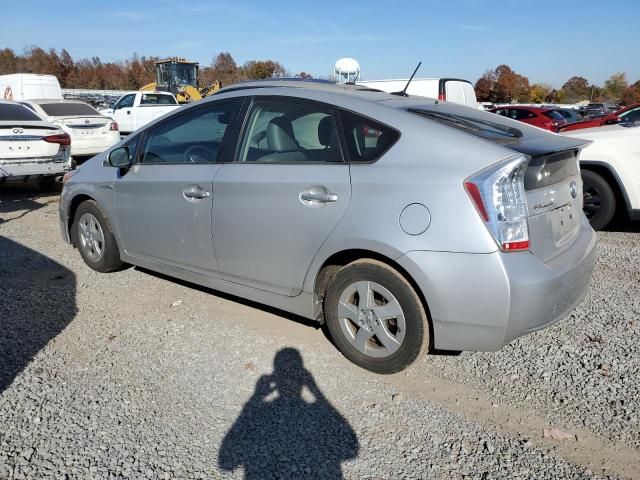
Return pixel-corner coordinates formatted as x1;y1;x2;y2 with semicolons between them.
357;78;478;109
0;74;63;101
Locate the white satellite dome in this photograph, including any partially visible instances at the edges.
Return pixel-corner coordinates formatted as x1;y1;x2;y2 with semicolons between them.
334;58;361;83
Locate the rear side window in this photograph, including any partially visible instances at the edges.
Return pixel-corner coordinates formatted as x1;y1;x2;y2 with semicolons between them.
339;110;399;162
0;103;41;121
140;94;178;105
39;102;98;116
238;99;343;163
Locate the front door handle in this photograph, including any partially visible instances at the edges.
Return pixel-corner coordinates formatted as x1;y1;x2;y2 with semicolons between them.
183;185;211;200
300;192;338;203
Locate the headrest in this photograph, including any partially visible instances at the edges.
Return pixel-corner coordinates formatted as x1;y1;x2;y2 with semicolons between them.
318;116;335;147
267;116;298;152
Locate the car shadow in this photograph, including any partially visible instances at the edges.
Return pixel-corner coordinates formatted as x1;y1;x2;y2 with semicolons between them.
605;218;640;233
0;236;76;393
218;348;359;479
0;183;61;225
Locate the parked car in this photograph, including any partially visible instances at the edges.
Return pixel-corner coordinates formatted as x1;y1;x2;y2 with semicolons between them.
357;78;478;108
489;106;567;131
559;102;640;132
585;103;614;118
563;123;640;230
60;80;596;373
0;100;71;188
99;92;180;135
20;99;119;162
0;73;62;101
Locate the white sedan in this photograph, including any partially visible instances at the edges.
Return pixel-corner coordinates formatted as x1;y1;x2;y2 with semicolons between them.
0;100;71;188
20;99;119;161
564;124;640;230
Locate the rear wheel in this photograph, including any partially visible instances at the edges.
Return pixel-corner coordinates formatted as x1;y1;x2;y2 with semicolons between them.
324;260;429;374
582;170;615;230
71;200;124;272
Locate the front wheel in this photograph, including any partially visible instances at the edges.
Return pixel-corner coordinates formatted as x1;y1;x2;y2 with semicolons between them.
71;200;125;273
324;260;429;374
582;170;615;231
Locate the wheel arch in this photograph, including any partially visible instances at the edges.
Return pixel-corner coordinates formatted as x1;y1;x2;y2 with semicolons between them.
580;161;632;214
311;248;434;350
67;194;96;244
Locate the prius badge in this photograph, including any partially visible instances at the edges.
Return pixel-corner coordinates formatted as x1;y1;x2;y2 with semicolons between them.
570;181;578;199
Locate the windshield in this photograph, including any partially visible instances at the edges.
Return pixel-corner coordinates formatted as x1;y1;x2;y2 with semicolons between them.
40;103;99;116
0;103;42;121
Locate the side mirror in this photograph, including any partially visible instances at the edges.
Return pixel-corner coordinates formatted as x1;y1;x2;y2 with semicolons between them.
108;146;131;168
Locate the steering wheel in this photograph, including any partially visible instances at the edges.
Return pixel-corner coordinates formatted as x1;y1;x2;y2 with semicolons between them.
184;145;216;163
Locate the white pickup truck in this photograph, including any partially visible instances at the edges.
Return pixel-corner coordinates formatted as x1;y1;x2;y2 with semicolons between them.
100;92;180;135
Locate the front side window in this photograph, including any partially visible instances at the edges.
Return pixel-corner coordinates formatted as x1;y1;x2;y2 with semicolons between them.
238;99;343;163
339;109;399;163
115;94;135;110
139;101;240;164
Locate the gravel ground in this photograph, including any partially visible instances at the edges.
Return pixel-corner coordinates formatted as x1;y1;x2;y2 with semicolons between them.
0;186;638;479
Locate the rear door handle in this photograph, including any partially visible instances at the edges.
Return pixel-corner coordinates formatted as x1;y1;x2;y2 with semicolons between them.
300;192;338;203
183;185;211;200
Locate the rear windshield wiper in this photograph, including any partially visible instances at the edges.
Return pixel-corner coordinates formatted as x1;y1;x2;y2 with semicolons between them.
411;109;523;138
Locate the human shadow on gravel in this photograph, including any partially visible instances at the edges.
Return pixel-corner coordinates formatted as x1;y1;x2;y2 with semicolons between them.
219;348;359;479
0;236;76;393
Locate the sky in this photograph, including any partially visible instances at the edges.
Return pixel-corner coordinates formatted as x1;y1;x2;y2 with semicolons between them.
1;0;639;88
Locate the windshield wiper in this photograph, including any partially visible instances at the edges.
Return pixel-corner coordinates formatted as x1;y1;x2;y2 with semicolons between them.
412;109;523;138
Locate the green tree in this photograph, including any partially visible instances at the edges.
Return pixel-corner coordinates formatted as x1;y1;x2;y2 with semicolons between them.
603;73;628;102
529;83;552;103
559;76;590;103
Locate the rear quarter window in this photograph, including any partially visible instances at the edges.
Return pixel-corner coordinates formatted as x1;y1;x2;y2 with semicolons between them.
339;110;399;163
140;94;178;105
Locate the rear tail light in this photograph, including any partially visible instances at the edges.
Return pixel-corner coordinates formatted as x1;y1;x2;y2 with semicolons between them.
109;121;119;131
464;155;530;252
43;133;71;146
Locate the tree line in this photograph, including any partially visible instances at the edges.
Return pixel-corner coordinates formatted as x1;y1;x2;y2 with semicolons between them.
1;47;638;105
0;47;306;90
475;64;640;105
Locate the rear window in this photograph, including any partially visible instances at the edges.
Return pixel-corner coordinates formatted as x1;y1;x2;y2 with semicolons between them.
140;94;178;105
40;103;99;116
0;103;41;121
543;110;565;121
339;110;399;162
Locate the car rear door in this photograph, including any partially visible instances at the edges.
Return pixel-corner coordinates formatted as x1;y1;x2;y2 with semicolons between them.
113;99;242;275
211;96;351;296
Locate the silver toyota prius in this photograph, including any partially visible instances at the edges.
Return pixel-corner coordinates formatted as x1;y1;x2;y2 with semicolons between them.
59;80;597;373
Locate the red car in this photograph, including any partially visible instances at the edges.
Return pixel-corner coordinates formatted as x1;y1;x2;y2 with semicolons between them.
560;102;640;132
489;106;567;132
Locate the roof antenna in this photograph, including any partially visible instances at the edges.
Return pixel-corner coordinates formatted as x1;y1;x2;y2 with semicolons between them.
392;61;422;97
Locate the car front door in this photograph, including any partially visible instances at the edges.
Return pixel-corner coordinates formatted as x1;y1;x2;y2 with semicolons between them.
212;97;351;296
114;99;242;276
113;94;136;133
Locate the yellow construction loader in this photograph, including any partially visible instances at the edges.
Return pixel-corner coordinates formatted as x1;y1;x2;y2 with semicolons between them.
140;58;222;103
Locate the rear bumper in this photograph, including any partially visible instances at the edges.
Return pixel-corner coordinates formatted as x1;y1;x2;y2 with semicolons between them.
0;160;69;179
70;138;119;157
397;216;597;351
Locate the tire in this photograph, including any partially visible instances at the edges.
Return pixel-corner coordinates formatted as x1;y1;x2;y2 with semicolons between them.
71;200;125;273
37;176;58;192
324;259;429;374
582;170;616;231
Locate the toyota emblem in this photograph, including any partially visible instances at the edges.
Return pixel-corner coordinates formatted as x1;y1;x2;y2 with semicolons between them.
12;128;23;134
569;181;578;199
